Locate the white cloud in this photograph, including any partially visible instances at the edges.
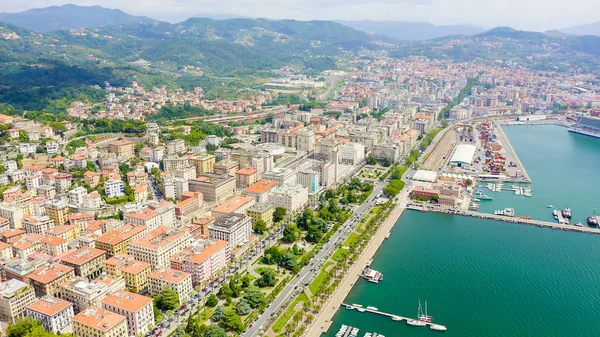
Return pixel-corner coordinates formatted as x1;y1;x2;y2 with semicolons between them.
1;0;598;31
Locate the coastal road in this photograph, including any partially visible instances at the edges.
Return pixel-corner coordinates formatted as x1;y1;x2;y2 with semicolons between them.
244;180;388;336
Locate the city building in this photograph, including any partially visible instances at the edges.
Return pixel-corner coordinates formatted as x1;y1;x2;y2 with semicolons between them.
59;247;106;280
123;201;176;232
175;194;203;224
242;180;278;203
211;195;256;219
213;159;238;176
108;140;134;159
45;224;81;242
26;296;74;334
0;203;24;228
39;236;68;256
44;199;69;226
59;275;126;313
246;203;274;227
148;269;193;305
296;129;316;152
129;227;193;269
101;290;154;336
22;215;55;235
104;179;125;198
167;139;186;155
208;214;252;248
69;187;88;207
339;142;365;165
121;260;152;293
267;183;309;213
29;263;75;297
73;307;128;337
0;279;36;323
297;170;321;194
95;224;147;256
190;154;215;175
263;167;297;186
174;240;229;285
189;173;236;202
235;167;259;189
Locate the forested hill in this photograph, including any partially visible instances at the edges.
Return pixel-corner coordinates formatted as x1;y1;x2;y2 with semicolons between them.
0;15;389;110
0;4;154;32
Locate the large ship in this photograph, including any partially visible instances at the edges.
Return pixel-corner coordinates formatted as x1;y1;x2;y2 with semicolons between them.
568;117;600;139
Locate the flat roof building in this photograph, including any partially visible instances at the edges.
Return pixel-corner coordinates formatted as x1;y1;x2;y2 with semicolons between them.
101;290;154;336
73;307;128;337
26;296;74;334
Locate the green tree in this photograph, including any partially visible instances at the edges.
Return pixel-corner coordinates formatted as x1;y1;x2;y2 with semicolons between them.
154;287;180;311
382;157;393;167
221;309;245;333
206;294;218;307
273;206;287;223
173;326;186;337
280;252;298;270
243;286;265;308
282;223;299;243
253;219;268;234
7;318;41;337
211;305;226;322
366;155;377;165
441;119;449;128
235;299;252;315
229;278;242;298
241;274;251;288
204;325;227;337
217;283;233;299
255;269;278;287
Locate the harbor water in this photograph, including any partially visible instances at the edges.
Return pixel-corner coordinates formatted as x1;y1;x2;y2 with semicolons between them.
323;125;600;337
477;125;600;222
323;211;600;337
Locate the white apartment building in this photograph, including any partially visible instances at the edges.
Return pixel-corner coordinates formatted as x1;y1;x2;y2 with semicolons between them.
104;179;125;198
46;142;61;154
26;296;74;334
167;139;186;155
148;269;193;305
82;192;102;209
25;175;43;191
263;167;297;186
22;215;55;235
0;203;24;229
69;186;88;207
101;290;154;336
0;279;37;323
208;214;252;248
339;142;365;165
267;183;309;213
123;201;175;232
296;129;316;152
59;275;126;313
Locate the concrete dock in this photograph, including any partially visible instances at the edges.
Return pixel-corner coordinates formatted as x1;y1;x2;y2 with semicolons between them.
342;303;446;330
495;124;531;182
407;204;600;235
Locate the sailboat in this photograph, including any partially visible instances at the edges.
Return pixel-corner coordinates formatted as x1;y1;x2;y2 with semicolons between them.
419;301;433;323
406;302;428;327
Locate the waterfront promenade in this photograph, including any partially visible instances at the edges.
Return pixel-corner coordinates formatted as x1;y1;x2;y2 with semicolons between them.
407;204;600;235
306;190;410;337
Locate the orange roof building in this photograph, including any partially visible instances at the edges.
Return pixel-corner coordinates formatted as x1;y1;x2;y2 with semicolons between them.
211;195;255;219
180;240;230;284
101;290;153;336
59;247;106;280
26;296;74;334
73;307;128;337
28;264;75;297
243;179;278;203
148;269;193;305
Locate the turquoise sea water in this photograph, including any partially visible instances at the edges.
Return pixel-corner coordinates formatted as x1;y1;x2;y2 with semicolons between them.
323;125;600;337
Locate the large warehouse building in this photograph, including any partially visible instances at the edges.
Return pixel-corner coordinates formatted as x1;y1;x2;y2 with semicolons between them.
449;144;476;167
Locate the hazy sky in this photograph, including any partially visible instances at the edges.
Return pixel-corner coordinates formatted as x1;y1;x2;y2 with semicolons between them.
2;0;597;31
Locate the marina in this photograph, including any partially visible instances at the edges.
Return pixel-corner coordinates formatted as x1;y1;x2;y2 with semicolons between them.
342;303;447;332
407;204;600;235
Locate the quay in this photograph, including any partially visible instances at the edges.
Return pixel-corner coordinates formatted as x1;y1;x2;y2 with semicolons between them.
407;204;600;235
494;124;531;182
341;303;447;330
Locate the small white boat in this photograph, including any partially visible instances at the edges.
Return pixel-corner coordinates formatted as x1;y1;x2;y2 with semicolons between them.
430;324;447;331
391;315;403;321
352;304;363;308
407;319;427;327
547;205;554;208
345;305;354;310
357;308;366;312
366;306;379;311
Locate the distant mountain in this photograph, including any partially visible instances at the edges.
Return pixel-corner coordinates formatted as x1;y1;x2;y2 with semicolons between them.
561;21;600;36
337;20;486;41
0;4;155;32
390;26;600;74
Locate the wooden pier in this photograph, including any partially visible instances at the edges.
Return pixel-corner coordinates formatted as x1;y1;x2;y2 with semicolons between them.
407;204;600;235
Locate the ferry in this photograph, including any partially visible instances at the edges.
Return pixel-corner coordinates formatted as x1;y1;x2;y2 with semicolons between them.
361;267;383;283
